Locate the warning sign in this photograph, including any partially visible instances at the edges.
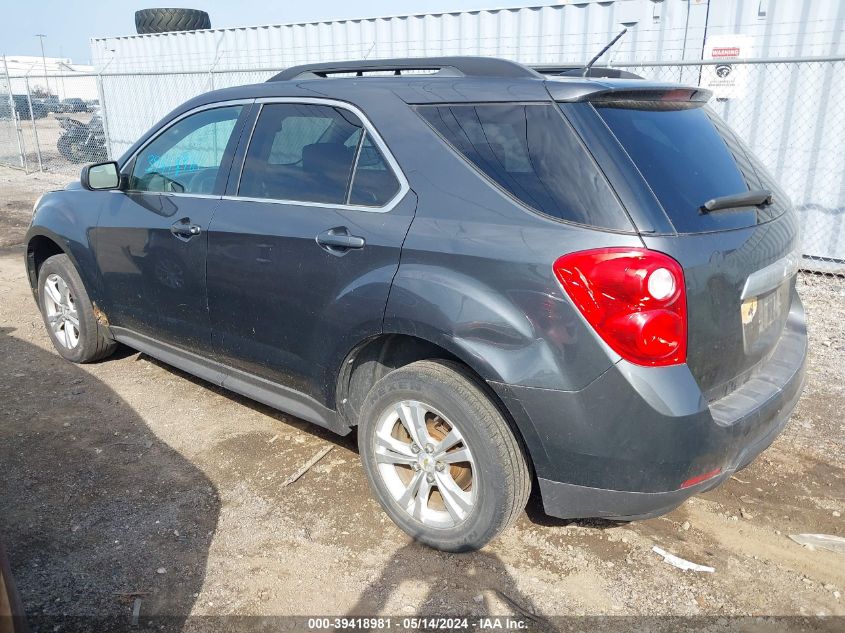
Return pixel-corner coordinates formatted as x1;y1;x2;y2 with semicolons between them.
701;34;753;99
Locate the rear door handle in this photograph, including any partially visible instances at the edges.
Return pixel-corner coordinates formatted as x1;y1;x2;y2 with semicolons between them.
316;227;365;254
170;219;201;241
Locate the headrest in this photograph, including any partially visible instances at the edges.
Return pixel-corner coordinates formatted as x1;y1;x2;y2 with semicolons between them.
302;143;353;175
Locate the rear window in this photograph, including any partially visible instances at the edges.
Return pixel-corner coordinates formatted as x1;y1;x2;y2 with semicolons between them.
416;104;633;231
595;103;782;233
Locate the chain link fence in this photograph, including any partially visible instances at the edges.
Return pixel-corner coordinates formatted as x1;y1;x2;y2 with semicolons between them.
0;70;103;175
0;65;27;170
1;57;843;280
613;58;845;279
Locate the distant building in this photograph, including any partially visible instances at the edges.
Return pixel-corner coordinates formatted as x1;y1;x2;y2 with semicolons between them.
4;55;97;100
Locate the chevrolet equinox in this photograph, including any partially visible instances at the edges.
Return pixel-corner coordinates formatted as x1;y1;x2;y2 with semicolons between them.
25;57;807;551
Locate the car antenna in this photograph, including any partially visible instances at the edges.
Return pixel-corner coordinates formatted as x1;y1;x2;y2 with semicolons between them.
582;27;628;77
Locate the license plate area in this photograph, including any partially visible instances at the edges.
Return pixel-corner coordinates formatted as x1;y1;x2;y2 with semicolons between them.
741;282;790;354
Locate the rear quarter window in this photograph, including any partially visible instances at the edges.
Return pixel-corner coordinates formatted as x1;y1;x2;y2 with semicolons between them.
416;104;633;232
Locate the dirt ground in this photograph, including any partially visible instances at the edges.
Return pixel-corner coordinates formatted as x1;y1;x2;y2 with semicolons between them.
0;166;843;629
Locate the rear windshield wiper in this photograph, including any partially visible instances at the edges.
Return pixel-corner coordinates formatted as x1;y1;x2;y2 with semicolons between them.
700;189;773;214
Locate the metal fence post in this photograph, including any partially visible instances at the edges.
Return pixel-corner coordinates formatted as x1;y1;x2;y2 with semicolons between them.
2;54;26;170
95;73;114;161
23;77;43;172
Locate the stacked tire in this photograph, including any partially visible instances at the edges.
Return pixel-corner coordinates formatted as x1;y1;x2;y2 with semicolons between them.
135;8;211;34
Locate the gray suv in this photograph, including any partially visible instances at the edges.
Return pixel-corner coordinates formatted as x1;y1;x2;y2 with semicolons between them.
25;57;807;551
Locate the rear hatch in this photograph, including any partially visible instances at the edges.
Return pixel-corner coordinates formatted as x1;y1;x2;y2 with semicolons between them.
564;86;799;398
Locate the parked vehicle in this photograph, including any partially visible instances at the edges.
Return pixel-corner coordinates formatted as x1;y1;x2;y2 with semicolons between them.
36;95;62;113
59;97;88;113
25;57;807;552
56;114;107;163
0;94;47;120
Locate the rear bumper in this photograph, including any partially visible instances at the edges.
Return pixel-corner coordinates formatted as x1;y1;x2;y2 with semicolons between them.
490;300;807;520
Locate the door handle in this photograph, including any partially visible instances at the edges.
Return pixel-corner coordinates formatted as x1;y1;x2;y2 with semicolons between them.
170;219;201;241
316;227;365;254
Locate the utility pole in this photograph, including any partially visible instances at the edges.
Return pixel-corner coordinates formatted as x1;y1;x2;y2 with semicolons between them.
35;33;50;96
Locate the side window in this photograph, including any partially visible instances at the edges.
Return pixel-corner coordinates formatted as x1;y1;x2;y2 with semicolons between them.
130;106;243;194
268;116;333;164
239;103;362;204
416;103;632;230
348;133;401;207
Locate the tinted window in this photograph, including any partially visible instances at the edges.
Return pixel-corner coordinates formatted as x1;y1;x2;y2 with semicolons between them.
130;106;242;194
595;104;780;232
417;104;632;231
239;103;362;204
349;133;401;206
268;116;333;164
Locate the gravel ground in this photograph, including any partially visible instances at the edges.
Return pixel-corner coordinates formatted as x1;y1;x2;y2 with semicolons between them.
0;166;842;629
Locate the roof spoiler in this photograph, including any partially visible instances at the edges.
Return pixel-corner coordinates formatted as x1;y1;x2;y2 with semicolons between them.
547;81;713;103
588;87;713;103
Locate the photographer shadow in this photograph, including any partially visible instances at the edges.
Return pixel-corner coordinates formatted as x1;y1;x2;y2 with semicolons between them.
347;541;557;632
0;327;219;630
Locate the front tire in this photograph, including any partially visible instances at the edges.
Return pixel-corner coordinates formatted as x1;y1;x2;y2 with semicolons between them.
358;360;530;552
37;254;117;363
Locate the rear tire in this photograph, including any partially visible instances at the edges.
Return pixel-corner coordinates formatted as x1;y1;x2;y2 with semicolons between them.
135;8;211;34
56;136;84;163
358;360;530;552
37;254;117;364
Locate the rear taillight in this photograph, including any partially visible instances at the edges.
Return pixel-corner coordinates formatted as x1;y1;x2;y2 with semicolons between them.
553;248;687;367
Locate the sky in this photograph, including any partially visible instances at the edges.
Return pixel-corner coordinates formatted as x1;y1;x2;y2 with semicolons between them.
1;0;559;65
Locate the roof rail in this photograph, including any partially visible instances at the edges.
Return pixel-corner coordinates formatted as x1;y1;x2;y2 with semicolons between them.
532;65;643;80
267;56;543;82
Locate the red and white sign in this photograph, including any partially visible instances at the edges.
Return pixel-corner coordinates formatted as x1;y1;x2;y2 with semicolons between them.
711;47;741;58
701;35;753;99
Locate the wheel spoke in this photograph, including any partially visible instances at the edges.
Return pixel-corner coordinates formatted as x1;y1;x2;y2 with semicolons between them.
375;432;418;466
439;448;471;464
396;401;430;448
435;471;473;522
44;280;62;305
411;477;432;521
65;311;79;328
61;324;71;348
46;313;61;326
433;429;463;457
397;470;424;508
56;277;70;306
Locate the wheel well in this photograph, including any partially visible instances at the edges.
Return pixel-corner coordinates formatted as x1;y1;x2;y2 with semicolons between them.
336;334;455;425
336;333;536;478
26;236;65;291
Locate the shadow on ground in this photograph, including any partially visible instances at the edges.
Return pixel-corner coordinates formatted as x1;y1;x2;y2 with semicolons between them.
348;541;556;630
0;327;220;630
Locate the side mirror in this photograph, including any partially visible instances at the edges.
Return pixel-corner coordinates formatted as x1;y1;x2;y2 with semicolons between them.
81;161;121;191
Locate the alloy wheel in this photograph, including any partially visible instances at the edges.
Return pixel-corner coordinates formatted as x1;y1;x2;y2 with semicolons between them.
43;273;80;349
373;400;477;528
